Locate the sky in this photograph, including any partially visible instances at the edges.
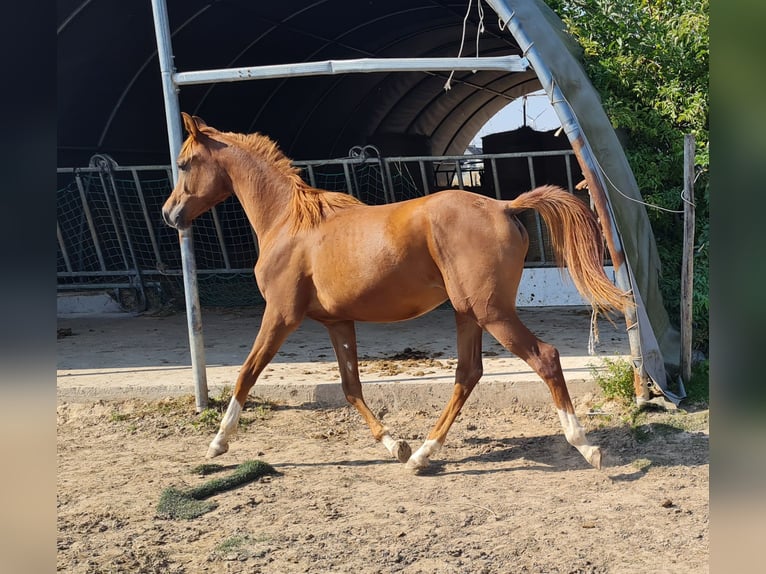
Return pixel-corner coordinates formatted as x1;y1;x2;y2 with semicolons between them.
469;89;561;148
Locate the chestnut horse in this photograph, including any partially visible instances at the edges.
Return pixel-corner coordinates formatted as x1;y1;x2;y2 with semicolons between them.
162;113;629;472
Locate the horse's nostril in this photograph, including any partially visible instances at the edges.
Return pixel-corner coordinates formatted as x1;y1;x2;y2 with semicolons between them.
162;207;181;229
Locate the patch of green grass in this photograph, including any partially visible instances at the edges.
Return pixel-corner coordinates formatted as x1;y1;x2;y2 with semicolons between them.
625;406;709;443
190;463;226;476
632;458;652;471
191;408;221;431
110;411;130;422
590;357;635;405
156;487;218;520
215;534;252;554
106;389;277;438
210;532;271;560
188;460;276;499
684;359;709;405
157;460;277;520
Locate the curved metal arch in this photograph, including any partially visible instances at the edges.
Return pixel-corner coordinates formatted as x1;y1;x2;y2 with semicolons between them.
245;6;471;136
246;19;472;150
434;75;542;154
327;39;517;156
57;0;96;34
390;51;522;133
96;3;214;148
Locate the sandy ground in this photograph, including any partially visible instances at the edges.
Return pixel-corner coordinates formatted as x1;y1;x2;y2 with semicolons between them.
56;305;709;573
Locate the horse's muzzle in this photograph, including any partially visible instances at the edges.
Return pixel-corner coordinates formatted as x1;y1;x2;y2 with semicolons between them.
162;204;187;230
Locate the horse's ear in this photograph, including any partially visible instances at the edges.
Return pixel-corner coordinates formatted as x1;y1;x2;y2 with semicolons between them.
181;112;201;139
191;115;208;129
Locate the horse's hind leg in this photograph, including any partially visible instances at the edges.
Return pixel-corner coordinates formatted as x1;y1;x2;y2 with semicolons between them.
206;306;300;458
324;320;411;463
406;312;483;471
483;314;602;469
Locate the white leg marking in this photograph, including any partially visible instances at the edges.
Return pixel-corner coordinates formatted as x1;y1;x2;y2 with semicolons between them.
405;438;442;471
381;432;412;463
381;433;398;454
206;398;242;458
557;409;601;468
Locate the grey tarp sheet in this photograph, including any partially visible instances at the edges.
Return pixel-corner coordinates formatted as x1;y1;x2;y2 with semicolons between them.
491;0;682;400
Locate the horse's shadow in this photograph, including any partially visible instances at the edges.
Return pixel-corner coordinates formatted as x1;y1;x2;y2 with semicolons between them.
436;434;596;476
411;425;708;480
231;424;707;480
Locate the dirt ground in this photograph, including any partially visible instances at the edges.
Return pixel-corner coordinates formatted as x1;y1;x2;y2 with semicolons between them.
57;306;709;573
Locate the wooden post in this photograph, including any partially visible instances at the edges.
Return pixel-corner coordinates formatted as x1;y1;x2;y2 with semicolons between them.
681;134;696;384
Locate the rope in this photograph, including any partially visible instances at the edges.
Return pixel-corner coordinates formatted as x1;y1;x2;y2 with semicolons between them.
444;0;486;91
587;305;600;356
549;79;696;214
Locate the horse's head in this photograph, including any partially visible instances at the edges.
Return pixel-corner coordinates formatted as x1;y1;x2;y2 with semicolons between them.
162;113;233;230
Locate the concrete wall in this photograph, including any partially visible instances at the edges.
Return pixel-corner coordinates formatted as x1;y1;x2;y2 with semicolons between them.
516;266;615;307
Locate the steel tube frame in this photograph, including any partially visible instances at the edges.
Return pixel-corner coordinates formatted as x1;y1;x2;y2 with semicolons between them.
147;0;622;409
95;168;130;272
173;56;528;86
151;0;208;411
57;223;73;273
74;171;107;272
487;0;649;399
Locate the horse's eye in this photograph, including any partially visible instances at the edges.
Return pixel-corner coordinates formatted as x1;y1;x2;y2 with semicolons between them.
178;161;190;172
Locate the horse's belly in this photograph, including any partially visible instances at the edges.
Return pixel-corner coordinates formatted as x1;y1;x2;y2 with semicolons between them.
308;288;447;323
308;263;447;323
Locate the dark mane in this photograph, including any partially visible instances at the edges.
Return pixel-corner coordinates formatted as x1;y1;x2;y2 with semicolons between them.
220;130;364;234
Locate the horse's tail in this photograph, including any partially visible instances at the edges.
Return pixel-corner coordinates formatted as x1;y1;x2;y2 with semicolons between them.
506;185;632;315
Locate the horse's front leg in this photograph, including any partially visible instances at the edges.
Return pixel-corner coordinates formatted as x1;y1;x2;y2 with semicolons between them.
324;320;412;463
206;307;300;458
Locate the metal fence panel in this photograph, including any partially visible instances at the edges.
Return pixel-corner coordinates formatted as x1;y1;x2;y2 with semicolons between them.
57;150;595;310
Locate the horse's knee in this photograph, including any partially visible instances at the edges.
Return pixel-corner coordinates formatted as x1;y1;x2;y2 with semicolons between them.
456;363;483;386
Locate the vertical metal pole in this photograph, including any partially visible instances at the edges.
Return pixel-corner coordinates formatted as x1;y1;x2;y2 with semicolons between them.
527;156;546;264
342;162;356;198
564;154;574;194
131;168;164;265
95;168;130;271
418;161;430;194
681;134;696;384
379;159;394;203
491;157;502;200
57;222;73;273
210;206;232;269
454;160;464;190
151;0;208;411
75;172;107;271
306;165;317;187
97;160;148;305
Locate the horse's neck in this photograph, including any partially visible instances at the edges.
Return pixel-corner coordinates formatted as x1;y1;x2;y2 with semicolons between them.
224;153;293;241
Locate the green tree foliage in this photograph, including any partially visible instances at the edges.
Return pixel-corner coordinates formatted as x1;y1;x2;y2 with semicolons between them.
545;0;709;352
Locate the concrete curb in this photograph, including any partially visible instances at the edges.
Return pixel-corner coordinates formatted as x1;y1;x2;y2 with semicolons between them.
56;377;599;410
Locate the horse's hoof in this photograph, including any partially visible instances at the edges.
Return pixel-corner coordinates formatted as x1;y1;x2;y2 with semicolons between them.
587;446;602;470
392;440;412;464
404;455;429;473
205;441;228;459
